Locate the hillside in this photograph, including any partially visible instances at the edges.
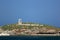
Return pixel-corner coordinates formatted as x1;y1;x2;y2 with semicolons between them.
0;23;60;31
0;22;60;36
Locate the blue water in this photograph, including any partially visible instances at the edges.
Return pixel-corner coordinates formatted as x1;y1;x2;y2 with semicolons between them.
0;36;60;40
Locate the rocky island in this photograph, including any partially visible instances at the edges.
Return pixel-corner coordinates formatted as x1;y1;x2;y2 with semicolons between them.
0;19;60;36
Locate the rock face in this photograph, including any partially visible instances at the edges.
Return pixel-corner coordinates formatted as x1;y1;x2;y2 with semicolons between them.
35;27;57;34
47;29;56;33
0;28;4;33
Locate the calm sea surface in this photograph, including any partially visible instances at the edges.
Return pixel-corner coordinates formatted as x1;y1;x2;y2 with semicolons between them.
0;36;60;40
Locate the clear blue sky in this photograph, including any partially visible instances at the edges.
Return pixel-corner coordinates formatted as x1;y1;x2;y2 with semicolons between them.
0;0;60;27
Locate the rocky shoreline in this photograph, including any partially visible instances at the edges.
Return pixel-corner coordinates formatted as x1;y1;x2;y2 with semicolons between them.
0;20;60;36
2;34;60;36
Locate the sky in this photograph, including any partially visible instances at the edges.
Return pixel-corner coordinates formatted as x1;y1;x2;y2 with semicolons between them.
0;0;60;27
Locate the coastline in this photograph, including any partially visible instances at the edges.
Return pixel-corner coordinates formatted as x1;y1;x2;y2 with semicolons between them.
30;34;60;36
5;34;60;36
0;34;60;36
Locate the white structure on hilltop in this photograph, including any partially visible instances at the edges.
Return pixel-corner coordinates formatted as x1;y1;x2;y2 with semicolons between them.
17;18;43;26
18;18;30;26
18;18;22;25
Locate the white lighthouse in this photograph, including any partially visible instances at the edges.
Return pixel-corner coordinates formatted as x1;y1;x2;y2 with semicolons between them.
18;18;22;25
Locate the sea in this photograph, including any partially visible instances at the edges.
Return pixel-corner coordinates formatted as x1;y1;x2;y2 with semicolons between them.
0;36;60;40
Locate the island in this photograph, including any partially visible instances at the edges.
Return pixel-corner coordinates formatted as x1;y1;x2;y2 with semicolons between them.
0;18;60;36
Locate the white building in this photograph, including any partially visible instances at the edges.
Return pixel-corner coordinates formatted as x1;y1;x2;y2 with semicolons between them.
17;18;30;26
18;18;22;25
17;18;40;26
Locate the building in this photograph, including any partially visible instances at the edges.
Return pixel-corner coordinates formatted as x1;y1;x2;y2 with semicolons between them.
17;18;40;26
18;18;30;26
18;18;22;25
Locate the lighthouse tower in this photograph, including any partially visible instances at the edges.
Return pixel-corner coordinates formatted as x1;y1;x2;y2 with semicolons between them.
18;18;22;25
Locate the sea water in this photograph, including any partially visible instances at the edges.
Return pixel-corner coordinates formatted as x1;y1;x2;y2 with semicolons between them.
0;36;60;40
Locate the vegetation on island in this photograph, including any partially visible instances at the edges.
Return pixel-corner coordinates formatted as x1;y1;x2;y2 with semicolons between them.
0;23;60;31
